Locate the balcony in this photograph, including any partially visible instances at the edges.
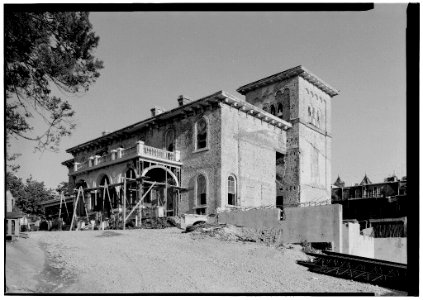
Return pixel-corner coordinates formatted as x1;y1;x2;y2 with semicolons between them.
72;141;181;174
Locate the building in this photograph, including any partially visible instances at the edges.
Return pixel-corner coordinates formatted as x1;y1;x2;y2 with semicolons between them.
61;66;338;220
331;174;407;237
5;190;24;239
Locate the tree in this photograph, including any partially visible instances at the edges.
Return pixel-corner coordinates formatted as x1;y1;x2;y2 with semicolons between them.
56;181;70;195
6;172;55;216
5;10;103;151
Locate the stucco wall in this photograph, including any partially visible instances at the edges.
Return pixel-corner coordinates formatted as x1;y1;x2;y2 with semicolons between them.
217;204;343;252
220;104;286;209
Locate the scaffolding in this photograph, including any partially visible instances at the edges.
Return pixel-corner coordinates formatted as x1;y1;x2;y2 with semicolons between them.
68;174;183;231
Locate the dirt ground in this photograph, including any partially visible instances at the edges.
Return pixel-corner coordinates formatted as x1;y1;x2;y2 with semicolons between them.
6;228;404;294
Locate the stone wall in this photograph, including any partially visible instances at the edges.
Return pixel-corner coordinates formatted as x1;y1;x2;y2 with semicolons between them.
178;108;222;215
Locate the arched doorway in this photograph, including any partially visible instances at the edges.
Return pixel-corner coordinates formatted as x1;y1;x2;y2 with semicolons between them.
142;166;179;216
97;175;113;218
75;180;88;217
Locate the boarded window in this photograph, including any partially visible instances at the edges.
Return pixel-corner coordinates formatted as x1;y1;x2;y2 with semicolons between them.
228;176;236;205
196;119;207;149
197;175;207;205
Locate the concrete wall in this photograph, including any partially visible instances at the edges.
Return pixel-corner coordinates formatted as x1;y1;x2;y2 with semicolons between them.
218;208;281;229
220;104;286;209
218;204;343;252
342;222;374;259
374;238;407;264
342;222;407;264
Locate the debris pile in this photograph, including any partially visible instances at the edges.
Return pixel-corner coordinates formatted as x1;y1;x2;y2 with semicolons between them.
185;223;291;247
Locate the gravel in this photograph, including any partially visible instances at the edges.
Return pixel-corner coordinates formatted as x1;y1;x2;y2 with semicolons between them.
6;228;404;294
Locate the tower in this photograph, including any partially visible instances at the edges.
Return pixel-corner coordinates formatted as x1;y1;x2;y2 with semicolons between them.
237;66;339;205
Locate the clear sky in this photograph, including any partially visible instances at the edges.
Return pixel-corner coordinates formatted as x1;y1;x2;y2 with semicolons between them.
9;4;407;189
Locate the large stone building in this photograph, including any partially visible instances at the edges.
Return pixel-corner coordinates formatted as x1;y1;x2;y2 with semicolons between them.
62;66;338;218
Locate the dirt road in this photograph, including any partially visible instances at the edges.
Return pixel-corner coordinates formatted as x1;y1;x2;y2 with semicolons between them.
6;228;400;294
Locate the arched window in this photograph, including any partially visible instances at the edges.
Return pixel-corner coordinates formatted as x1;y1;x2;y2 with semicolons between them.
165;129;175;152
277;103;283;115
196;118;208;150
197;175;207;206
228;176;236;205
270;105;276;115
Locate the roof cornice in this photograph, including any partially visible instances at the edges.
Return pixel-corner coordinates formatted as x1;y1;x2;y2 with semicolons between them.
66;91;291;154
236;65;339;97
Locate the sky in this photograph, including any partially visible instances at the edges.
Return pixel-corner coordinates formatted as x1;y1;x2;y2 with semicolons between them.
8;4;407;189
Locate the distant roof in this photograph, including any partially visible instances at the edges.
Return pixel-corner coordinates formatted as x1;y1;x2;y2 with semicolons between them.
65;91;292;155
360;174;372;185
333;175;345;188
236;65;339;97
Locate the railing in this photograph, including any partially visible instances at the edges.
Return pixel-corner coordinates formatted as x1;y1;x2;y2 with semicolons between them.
77;160;89;172
143;145;176;161
72;141;180;173
122;146;137;158
98;153;112;164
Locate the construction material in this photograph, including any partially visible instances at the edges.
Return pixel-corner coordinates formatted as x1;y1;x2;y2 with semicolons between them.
298;250;407;290
124;182;156;223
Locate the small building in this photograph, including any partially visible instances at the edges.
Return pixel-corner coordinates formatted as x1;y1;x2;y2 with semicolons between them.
5;190;24;240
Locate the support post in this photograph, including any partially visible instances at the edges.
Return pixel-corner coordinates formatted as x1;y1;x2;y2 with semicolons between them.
123;178;126;230
125;182;156;223
70;188;81;231
59;192;64;220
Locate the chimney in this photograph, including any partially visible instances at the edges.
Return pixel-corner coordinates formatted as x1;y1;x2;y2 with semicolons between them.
177;95;191;107
102;130;110;136
151;106;164;117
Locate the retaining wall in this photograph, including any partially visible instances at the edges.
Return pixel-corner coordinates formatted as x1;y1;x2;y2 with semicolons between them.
374;237;407;264
342;222;374;259
217;204;343;252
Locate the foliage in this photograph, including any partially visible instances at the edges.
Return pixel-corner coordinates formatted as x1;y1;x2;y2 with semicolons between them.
56;181;70;195
6;172;55;216
5;10;103;151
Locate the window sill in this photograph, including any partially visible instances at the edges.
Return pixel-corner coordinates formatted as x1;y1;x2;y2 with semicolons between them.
192;147;209;154
193;205;207;209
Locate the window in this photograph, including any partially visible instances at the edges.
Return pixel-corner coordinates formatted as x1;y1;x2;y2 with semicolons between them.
270;105;276;115
165;129;175;152
228;176;236;205
277;103;283;115
196;118;208;150
197;175;207;205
